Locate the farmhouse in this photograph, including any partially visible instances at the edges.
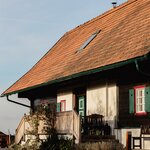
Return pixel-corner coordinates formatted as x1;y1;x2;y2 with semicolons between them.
1;0;150;148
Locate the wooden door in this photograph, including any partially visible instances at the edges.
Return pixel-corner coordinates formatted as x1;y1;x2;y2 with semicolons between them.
77;96;86;117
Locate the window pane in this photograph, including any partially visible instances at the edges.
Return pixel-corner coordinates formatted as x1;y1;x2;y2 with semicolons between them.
79;30;100;51
139;98;142;104
135;87;145;113
139;105;142;111
61;101;66;112
62;103;64;111
139;90;142;97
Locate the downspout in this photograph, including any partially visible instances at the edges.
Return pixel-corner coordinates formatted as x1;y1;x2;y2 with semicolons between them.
105;80;108;119
134;59;150;77
6;95;31;108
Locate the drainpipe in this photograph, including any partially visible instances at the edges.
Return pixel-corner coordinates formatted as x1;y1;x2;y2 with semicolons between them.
7;95;31;108
134;59;150;77
106;80;108;119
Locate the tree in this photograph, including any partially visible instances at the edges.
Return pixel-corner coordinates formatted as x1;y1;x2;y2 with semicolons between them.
25;103;56;150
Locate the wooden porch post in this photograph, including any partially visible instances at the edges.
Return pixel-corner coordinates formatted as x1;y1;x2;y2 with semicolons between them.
126;131;132;150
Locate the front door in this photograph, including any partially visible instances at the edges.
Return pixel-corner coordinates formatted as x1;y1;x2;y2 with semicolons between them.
77;96;86;117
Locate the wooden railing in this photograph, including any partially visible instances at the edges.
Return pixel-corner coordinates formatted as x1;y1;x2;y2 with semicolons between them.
15;115;46;144
15;116;25;144
56;110;81;143
73;110;81;143
15;111;81;144
56;111;73;134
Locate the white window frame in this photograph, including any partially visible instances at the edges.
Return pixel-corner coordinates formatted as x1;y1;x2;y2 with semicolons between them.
60;100;66;112
135;86;145;113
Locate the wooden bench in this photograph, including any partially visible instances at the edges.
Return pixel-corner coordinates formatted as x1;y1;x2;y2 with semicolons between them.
132;124;150;149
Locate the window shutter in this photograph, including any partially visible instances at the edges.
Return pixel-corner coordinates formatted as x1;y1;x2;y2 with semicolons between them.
145;86;150;112
129;89;134;113
57;103;61;112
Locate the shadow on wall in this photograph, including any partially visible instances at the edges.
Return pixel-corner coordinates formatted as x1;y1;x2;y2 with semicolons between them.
88;94;105;116
87;92;118;136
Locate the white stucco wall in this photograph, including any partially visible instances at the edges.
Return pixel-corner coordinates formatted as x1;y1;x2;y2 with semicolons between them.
87;83;117;133
87;85;106;116
57;91;73;111
114;128;150;149
108;85;117;134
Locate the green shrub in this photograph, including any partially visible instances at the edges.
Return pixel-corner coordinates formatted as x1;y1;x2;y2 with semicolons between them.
39;129;73;150
59;137;72;150
75;141;125;150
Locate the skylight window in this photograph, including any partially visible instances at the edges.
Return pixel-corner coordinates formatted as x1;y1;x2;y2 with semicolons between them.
78;30;101;51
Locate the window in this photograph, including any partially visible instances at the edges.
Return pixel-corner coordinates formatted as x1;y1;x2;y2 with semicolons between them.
135;86;145;113
57;100;66;112
129;86;150;115
78;30;101;51
60;100;66;112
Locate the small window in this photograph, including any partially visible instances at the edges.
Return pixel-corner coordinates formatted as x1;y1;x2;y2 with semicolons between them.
78;30;101;51
129;85;150;115
60;100;66;112
135;86;145;113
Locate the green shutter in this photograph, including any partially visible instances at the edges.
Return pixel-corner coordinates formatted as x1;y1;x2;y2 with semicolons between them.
145;86;150;112
129;89;134;113
57;103;61;112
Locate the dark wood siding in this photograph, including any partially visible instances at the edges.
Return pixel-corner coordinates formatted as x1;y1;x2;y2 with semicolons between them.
119;83;150;128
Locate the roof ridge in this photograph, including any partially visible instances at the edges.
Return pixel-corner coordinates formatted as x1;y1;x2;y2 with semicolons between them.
65;0;139;35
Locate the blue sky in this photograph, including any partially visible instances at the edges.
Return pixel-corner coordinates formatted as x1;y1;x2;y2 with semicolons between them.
0;0;127;134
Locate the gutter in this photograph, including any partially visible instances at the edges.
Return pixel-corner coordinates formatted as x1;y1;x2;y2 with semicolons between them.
135;59;150;77
2;52;150;97
7;95;31;108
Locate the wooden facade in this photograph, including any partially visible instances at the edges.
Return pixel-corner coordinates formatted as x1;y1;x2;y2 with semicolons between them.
118;60;150;128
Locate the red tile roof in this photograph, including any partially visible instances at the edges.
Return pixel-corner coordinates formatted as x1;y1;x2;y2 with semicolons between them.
2;0;150;96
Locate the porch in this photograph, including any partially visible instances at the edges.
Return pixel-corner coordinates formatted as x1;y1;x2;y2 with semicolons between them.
15;110;112;144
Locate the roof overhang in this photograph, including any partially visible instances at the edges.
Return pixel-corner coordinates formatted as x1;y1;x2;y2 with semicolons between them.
1;52;150;97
